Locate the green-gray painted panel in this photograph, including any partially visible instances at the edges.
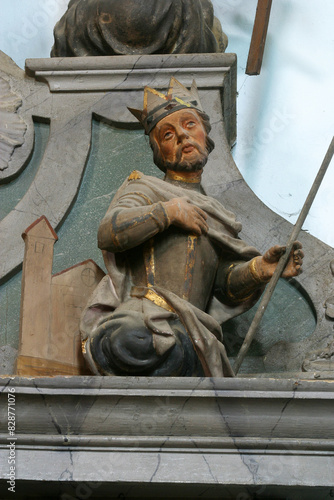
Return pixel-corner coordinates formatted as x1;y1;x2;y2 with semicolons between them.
52;120;163;274
0;120;316;373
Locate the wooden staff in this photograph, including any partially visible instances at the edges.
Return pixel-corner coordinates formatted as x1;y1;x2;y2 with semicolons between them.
246;0;273;75
233;137;334;375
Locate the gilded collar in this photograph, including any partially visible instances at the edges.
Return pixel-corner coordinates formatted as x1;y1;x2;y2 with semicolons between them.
165;170;202;184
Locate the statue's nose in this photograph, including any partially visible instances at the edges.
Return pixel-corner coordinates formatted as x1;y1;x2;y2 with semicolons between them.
176;127;189;143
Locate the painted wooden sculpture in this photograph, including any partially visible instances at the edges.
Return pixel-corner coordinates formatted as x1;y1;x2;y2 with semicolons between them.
80;78;303;378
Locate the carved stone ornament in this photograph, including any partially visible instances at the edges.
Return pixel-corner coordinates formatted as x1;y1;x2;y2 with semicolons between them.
325;259;334;319
0;52;37;183
302;259;334;373
0;77;26;174
302;341;334;373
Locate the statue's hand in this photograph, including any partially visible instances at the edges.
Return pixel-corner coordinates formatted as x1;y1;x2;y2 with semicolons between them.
164;197;209;236
254;241;304;281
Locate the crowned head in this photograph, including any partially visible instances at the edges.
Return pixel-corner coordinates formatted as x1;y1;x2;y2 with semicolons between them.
128;77;215;174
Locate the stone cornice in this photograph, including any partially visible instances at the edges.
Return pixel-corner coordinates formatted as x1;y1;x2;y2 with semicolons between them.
1;376;334;493
25;53;237;92
1;376;333;448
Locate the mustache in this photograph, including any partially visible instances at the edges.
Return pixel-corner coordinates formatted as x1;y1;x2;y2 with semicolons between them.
175;141;206;161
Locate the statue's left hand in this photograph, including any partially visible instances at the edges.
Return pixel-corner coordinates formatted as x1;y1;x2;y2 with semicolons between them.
254;241;304;281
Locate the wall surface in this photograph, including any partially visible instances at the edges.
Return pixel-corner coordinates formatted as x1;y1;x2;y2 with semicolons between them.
0;0;333;246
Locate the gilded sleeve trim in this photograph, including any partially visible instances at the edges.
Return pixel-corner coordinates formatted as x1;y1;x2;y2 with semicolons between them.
249;258;268;284
225;262;261;304
116;192;153;206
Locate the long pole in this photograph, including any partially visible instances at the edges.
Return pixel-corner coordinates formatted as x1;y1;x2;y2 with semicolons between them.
233;137;334;375
246;0;273;75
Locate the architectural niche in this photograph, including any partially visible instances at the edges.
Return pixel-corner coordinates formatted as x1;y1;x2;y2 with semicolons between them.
0;50;334;499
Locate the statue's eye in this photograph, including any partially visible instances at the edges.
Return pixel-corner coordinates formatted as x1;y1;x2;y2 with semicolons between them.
187;121;196;128
164;131;173;140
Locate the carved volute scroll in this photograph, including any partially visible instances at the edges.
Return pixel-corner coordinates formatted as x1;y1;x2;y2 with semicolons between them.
302;259;334;374
325;260;334;320
0;52;39;184
0;77;27;174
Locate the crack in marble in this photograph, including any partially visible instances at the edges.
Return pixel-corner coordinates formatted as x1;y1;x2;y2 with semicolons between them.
86;192;115;205
210;378;259;484
158;435;170;451
169;377;204;432
201;453;218;484
211;118;224;127
33;380;63;435
149;453;161;483
241;456;260;485
238;74;250;94
60;398;93;435
0;379;10;393
191;438;218;484
113;56;144;91
24;94;51;114
58;449;74;482
32;180;56;221
13;208;41;217
266;382;299;445
218;178;243;194
80;395;98;427
100;395;124;425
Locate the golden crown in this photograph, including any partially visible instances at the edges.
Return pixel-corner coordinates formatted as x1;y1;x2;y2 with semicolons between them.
128;77;203;134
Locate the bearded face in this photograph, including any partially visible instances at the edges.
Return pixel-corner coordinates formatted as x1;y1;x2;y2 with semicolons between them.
149;109;214;173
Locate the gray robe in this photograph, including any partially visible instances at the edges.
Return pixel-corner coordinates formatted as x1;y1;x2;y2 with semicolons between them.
80;172;261;377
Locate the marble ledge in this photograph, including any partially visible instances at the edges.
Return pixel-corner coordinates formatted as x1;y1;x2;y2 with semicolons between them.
24;53;237;92
1;376;334;493
0;376;333;448
1;374;334;393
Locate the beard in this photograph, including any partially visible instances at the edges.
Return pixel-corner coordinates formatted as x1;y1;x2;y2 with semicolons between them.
152;141;209;173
